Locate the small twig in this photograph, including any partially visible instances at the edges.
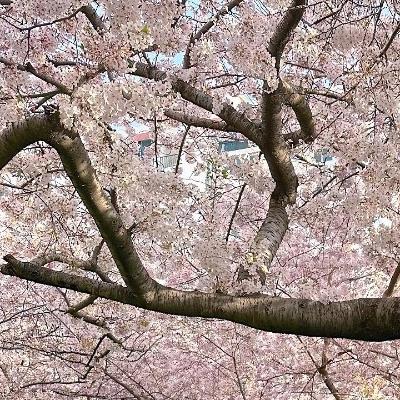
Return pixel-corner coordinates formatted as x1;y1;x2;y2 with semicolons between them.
86;334;107;367
175;125;190;174
225;184;246;242
383;262;400;297
153;113;159;169
378;20;400;59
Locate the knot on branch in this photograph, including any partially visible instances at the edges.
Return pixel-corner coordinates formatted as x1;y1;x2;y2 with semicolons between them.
271;185;297;206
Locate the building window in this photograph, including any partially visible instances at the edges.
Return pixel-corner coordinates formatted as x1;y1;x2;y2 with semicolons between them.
156;154;179;171
219;140;248;152
314;148;332;163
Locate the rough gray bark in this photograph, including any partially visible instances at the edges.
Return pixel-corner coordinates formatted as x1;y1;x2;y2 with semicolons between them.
282;81;316;143
247;0;306;272
268;0;306;63
3;255;400;342
250;194;289;271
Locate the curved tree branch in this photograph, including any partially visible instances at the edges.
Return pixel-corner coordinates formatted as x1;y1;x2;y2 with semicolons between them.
0;114;157;296
282;81;316;143
261;82;298;203
48;131;158;296
3;255;400;342
249;193;289;272
248;1;307;274
80;4;106;34
131;62;262;145
165;109;236;132
268;0;306;64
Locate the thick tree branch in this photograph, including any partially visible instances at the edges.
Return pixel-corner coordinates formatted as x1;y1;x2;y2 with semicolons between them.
48;131;157;295
249;194;289;272
2;255;137;304
282;81;316;143
0;114;59;169
383;262;400;298
261;82;298;202
247;1;307;276
259;0;306;199
251;84;295;275
80;4;106;34
0;114;157;296
4;255;400;342
165;109;236;132
268;0;306;64
131;62;262;145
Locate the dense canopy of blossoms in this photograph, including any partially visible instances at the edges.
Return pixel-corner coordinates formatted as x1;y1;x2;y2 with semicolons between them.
1;0;400;398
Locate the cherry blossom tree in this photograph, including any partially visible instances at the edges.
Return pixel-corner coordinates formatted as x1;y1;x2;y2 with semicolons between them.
1;0;400;398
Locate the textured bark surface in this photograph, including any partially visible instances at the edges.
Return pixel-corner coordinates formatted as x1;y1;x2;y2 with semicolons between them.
3;256;400;342
0;114;59;169
282;81;316;143
268;0;306;62
250;194;289;269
